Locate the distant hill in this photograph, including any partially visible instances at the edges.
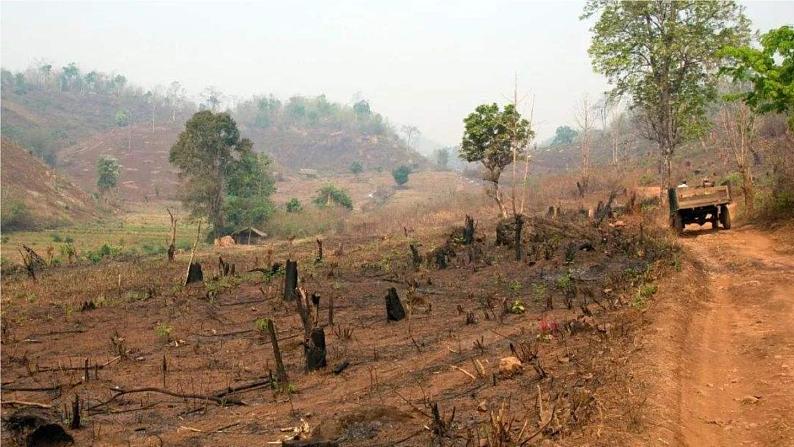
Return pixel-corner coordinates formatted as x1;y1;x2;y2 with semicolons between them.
57;123;184;200
1;139;98;230
2;65;425;202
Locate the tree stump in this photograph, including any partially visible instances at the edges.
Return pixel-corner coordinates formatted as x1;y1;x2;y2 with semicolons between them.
385;287;406;321
463;215;475;245
186;263;203;284
305;327;327;371
409;244;422;269
284;260;298;300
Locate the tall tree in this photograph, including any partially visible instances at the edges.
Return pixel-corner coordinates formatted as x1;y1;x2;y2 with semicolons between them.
720;25;794;129
96;156;120;194
714;100;758;214
551;125;577;146
434;147;450;170
583;0;750;193
459;103;532;217
574;95;594;195
169;111;252;235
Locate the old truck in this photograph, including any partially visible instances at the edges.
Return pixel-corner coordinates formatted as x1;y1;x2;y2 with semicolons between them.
668;185;732;234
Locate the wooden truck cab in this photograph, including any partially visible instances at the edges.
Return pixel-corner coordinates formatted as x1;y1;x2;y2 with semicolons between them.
668;185;732;234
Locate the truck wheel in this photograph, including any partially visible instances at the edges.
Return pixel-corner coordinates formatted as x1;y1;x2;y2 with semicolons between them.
672;213;684;235
720;205;731;229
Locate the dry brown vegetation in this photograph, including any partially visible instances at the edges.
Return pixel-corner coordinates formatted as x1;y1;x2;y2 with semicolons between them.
1;183;679;446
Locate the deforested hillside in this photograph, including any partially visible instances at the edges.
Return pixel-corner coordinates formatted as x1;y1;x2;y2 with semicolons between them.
1;64;195;167
57;123;184;200
234;95;425;173
0;139;97;230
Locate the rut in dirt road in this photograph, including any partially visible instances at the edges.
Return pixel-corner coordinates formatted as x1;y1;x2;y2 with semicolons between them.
677;226;794;446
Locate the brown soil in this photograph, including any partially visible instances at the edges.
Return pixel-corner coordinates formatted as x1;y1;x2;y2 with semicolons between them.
640;224;794;446
1;212;670;446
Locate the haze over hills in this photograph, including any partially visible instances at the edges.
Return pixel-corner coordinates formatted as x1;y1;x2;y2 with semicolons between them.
1;65;425;200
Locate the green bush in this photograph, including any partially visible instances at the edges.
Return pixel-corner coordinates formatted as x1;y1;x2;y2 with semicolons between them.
313;185;353;210
51;233;63;242
349;161;363;175
286;198;303;213
392;165;412;186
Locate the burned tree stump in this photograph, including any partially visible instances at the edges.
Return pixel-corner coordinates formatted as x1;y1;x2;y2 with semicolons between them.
409;244;422;269
284;260;298;300
495;219;515;247
463;215;475;245
185;263;203;284
513;214;524;261
315;238;323;263
434;249;448;269
305;327;327;371
385;287;406;322
266;319;288;385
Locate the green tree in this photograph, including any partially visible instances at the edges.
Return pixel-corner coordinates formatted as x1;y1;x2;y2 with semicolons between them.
115;109;130;127
353;100;371;118
286;198;303;213
720;25;794;129
392;165;412;186
313;185;353;210
350;161;363;175
224;152;276;229
435;148;450;170
459;103;532;217
583;0;749;192
170;111;253;235
551;125;577;145
96;156;120;193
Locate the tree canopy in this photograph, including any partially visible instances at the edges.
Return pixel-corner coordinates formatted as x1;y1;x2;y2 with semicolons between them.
313;185;353;210
583;0;750;190
392;165;412;186
170;111;268;235
459;103;532;216
720;25;794;128
96;155;120;193
551;125;577;145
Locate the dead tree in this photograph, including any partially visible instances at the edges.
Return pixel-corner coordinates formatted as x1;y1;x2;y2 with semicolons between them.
19;245;46;280
385;287;406;321
315;238;323;263
595;191;617;226
166;208;177;262
283;260;298;300
266;319;288;385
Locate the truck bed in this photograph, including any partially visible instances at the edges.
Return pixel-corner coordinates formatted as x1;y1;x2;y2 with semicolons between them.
672;185;731;210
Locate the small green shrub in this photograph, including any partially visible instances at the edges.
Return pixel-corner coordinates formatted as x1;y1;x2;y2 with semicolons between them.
286;198;303;213
632;283;658;308
392;165;412;186
509;299;526;314
154;323;173;341
51;233;63;242
313;185;353;210
254;318;269;333
64;236;74;243
349;161;363;175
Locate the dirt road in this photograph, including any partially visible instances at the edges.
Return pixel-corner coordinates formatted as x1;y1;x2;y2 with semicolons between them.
672;226;794;445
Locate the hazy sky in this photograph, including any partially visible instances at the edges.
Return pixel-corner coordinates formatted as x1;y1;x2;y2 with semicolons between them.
2;1;793;145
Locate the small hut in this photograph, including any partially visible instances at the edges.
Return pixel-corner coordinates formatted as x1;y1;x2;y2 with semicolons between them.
230;227;268;245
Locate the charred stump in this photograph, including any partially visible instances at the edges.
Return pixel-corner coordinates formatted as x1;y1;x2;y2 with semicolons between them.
315;238;323;264
385;287;406;322
185;263;203;284
463;215;475;245
513;214;524;261
284;260;298;300
409;244;422;269
304;327;327;371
